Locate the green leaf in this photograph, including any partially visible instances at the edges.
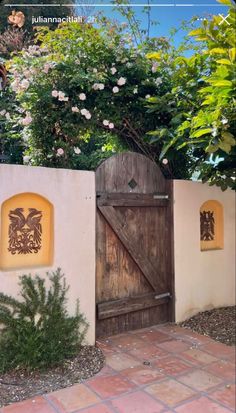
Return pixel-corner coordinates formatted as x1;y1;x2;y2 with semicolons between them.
229;48;236;61
192;128;213;138
178;139;206;149
188;29;205;36
213;80;233;86
221;132;236;145
159;135;178;159
145;52;161;60
219;141;231;153
202;96;214;105
146;130;160;136
216;59;231;65
210;48;227;54
206;144;219;153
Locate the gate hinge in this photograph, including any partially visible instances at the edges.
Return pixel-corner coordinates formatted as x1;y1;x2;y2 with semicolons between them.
154;292;171;300
153;194;169;199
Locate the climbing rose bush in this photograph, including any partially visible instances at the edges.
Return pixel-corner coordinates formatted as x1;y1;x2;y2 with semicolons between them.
5;21;192;175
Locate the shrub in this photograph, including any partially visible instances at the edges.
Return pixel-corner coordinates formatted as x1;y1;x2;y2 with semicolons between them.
0;28;30;59
0;268;88;372
4;21;192;178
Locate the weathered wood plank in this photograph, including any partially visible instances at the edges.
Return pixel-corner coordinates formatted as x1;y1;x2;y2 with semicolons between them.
98;205;165;292
96;304;169;337
97;292;170;320
97;193;169;207
96;152;166;193
95;152;174;337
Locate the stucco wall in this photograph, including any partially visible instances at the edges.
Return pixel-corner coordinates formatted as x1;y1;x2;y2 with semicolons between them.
174;180;235;322
0;165;96;344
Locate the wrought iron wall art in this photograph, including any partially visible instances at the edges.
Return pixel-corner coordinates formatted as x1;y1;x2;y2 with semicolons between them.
200;210;215;241
8;207;42;255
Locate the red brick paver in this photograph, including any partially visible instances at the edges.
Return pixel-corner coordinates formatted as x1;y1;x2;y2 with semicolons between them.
1;325;235;413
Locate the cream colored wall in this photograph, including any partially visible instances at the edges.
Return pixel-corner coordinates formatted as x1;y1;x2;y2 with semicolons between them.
0;165;96;344
174;180;235;322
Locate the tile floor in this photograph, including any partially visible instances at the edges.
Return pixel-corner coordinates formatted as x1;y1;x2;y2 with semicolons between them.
1;324;235;413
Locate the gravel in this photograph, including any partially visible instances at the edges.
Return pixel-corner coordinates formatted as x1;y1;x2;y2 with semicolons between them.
179;306;236;346
0;345;105;408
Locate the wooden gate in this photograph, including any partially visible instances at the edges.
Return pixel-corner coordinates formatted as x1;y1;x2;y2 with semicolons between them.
96;152;174;337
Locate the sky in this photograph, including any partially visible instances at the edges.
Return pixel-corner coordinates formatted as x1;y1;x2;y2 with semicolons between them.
88;0;228;45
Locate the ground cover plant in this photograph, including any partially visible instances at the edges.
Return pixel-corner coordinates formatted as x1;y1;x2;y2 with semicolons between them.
0;268;88;372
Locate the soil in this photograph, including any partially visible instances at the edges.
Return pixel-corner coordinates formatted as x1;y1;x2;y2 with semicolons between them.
180;306;236;346
0;346;105;408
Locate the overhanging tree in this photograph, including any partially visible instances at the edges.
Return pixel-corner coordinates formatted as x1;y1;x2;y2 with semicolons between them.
147;0;236;190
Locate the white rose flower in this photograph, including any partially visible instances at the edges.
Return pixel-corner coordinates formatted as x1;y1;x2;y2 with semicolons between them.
81;108;88;116
58;91;69;101
85;112;91;119
221;118;228;125
79;93;86;100
21;79;30;90
23;155;31;163
212;128;218;137
11;80;20;92
109;123;114;129
21;114;32;126
112;86;119;93
162;158;168;165
52;90;58;98
145;94;151;99
72;106;80;112
57;148;64;156
74;147;81;154
151;63;158;73
98;83;104;90
93;68;98;73
117;77;126;86
155;77;162;86
103;120;109;126
43;64;49;74
92;83;99;90
111;67;117;75
23;70;31;78
0;109;6;116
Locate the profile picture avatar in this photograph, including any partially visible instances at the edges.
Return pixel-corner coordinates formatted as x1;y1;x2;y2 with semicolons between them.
8;10;25;28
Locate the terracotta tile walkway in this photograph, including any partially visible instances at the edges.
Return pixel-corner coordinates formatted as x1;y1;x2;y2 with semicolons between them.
1;325;235;413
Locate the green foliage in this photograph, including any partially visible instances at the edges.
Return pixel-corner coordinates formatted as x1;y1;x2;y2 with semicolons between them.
146;0;236;190
2;21;192;178
0;268;88;373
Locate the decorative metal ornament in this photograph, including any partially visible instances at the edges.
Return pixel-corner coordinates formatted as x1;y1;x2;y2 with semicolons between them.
8;11;25;28
200;210;215;241
8;208;42;255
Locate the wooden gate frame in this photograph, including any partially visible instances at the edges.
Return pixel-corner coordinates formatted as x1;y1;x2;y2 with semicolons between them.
95;152;175;335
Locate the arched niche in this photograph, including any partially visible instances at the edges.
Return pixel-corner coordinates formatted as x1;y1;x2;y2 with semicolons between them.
0;193;53;270
200;200;223;251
